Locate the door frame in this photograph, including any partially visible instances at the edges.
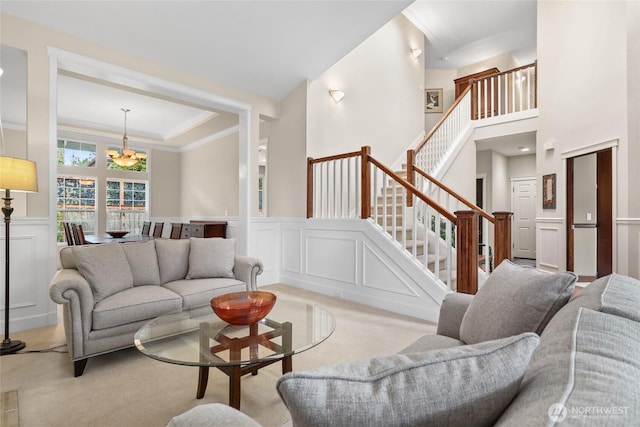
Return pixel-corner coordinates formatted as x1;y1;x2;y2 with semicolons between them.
564;144;616;280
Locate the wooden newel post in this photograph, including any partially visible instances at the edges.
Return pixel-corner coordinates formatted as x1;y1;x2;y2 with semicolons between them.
307;157;314;218
406;149;415;208
361;146;371;219
455;210;479;294
493;211;513;268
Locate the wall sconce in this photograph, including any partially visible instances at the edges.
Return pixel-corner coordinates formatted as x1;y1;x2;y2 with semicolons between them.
329;89;346;103
411;48;423;59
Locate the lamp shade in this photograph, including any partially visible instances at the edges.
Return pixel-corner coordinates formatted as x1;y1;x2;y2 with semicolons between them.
0;156;38;193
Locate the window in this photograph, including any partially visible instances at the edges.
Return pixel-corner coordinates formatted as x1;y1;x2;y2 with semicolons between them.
57;140;96;167
106;179;149;233
56;176;96;242
56;138;150;242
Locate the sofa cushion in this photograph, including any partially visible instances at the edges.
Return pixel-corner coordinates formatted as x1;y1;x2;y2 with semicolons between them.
496;308;640;426
156;238;190;284
186;238;236;279
121;240;161;286
398;334;465;354
163;278;246;309
459;260;577;344
92;286;182;330
72;243;134;302
568;273;640;322
277;332;539;427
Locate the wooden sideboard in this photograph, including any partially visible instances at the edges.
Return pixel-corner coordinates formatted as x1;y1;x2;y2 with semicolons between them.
189;221;227;238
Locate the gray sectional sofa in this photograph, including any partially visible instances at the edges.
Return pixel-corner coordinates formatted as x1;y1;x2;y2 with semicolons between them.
49;237;263;376
167;261;640;426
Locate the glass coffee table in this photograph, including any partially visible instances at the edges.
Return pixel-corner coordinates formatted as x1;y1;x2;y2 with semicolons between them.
134;295;335;409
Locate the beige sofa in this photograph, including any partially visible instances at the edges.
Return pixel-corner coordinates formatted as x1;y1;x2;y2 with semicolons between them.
49;238;263;376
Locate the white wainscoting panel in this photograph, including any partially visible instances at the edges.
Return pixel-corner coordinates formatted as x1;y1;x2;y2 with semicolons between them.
305;234;358;284
279;218;447;322
0;218;56;333
250;219;279;286
537;219;563;272
281;226;302;274
362;241;418;297
615;218;640;279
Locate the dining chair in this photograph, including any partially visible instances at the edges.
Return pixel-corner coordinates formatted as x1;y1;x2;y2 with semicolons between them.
170;223;183;239
71;223;92;245
179;224;204;239
62;222;75;246
152;222;164;238
141;221;152;236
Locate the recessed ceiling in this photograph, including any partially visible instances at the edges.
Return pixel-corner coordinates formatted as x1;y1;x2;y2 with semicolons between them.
57;74;217;143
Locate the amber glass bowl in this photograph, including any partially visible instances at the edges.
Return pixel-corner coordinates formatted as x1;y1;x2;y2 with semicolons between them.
106;231;129;238
210;291;277;325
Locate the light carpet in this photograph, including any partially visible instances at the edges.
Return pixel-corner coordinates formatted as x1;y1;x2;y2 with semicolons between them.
1;284;436;427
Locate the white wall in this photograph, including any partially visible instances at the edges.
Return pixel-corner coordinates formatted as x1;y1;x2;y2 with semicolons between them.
307;14;424;166
181;132;239;217
269;81;308;218
424;68;457;132
508;154;536;180
537;0;632;275
492;151;509;211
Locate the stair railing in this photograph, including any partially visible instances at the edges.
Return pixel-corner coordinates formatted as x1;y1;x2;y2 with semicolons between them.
308;146;483;293
409;164;512;271
409;62;538;182
411;87;473;178
471;61;537;119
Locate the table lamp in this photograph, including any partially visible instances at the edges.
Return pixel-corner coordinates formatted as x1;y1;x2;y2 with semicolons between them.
0;156;38;355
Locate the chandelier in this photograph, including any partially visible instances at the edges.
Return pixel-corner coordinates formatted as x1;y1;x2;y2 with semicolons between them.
105;108;146;167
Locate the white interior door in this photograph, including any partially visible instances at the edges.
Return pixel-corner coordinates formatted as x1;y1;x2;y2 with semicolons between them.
511;178;537;259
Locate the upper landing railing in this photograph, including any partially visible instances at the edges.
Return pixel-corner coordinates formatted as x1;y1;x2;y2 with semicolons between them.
411;62;537;177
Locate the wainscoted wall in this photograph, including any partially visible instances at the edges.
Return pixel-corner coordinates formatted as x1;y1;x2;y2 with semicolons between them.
536;218;564;272
149;217;448;322
30;214;640;333
0;218;57;333
616;218;640;279
271;218;447;322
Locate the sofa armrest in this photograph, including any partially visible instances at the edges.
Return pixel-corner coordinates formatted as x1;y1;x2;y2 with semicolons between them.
233;256;264;291
436;292;474;340
49;268;95;359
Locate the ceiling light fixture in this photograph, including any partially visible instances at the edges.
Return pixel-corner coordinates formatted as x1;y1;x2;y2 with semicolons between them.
105;108;146;167
329;89;346;103
519;147;531;152
411;48;423;59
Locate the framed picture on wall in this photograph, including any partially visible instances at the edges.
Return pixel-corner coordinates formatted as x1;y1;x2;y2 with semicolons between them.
543;173;556;209
425;88;443;113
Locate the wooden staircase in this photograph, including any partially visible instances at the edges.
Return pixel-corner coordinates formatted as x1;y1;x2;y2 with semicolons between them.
374;164;455;284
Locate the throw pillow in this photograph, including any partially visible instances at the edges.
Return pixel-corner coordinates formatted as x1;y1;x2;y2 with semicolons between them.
121;240;161;286
155;238;191;284
277;333;540;427
496;308;640;426
72;243;134;302
186;238;236;279
459;260;577;345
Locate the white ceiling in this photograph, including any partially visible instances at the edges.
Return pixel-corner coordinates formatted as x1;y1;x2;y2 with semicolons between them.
404;0;537;69
1;0;537;155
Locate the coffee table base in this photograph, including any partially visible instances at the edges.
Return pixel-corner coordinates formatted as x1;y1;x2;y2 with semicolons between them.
197;319;293;409
196;355;292;409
